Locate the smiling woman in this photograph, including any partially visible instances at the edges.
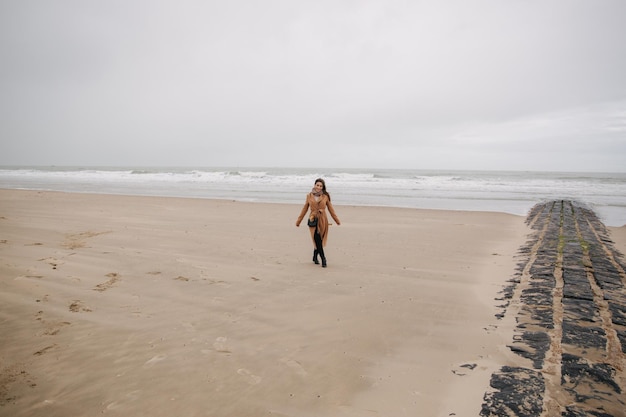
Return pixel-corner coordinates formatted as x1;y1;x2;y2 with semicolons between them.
295;178;341;268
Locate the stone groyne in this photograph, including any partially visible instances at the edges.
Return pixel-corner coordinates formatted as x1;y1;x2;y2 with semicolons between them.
482;200;626;417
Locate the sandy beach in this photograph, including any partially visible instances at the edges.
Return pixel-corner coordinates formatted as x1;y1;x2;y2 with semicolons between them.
1;190;624;417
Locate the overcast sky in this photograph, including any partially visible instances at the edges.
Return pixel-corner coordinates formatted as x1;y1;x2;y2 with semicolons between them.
1;1;625;171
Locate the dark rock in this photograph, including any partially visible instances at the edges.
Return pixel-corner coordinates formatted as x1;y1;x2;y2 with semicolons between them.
509;331;550;369
480;367;545;417
562;320;607;351
562;298;601;323
562;406;617;417
561;353;622;399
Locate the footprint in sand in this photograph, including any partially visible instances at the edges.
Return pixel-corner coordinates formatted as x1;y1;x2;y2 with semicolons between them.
143;354;167;368
34;295;48;304
105;390;142;410
237;368;262;385
38;257;62;270
213;337;231;353
15;275;44;281
280;357;308;377
63;230;110;250
43;321;71;336
69;300;92;313
93;273;120;292
33;344;57;356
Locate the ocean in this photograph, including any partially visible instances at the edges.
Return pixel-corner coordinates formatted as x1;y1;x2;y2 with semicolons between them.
1;166;625;227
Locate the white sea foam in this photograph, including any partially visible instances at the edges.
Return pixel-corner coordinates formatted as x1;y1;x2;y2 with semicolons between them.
1;167;625;226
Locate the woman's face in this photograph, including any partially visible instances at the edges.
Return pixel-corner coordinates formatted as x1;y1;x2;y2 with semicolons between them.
314;181;324;192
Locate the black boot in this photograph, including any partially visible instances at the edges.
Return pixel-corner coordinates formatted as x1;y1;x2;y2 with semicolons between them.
313;249;319;264
313;231;327;268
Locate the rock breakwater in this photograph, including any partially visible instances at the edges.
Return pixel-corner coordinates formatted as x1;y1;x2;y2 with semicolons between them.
482;200;626;417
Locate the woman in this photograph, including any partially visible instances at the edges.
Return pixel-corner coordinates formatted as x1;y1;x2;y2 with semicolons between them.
295;178;341;268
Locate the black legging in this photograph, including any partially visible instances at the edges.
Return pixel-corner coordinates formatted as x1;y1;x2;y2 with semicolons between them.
314;229;325;260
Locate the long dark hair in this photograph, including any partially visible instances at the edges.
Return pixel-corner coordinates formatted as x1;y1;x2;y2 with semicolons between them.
315;178;331;201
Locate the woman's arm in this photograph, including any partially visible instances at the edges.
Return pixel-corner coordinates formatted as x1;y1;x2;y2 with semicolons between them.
326;201;341;225
295;197;310;226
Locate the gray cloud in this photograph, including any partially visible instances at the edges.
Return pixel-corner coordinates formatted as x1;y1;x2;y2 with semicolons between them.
1;0;626;171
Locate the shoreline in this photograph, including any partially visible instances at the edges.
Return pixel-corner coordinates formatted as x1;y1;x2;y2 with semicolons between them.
1;190;624;416
2;187;625;229
2;166;625;228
